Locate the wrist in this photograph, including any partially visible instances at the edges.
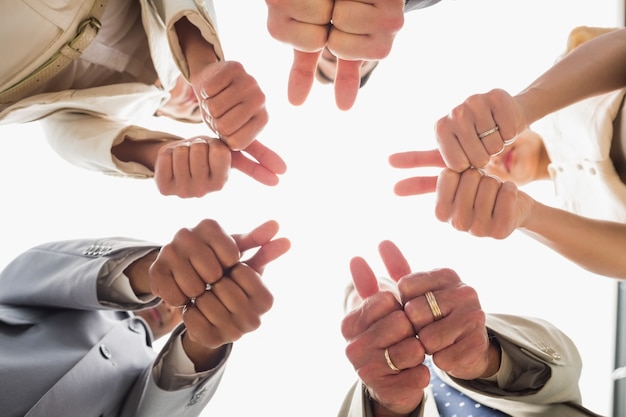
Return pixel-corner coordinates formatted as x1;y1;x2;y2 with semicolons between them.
479;332;502;379
181;330;227;372
126;249;159;297
365;385;417;417
112;138;172;172
174;17;218;82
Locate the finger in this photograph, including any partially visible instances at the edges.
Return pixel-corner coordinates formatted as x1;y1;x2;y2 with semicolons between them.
243;237;291;274
471;174;502;237
433;169;462;223
288;49;322;106
489;181;519;239
188;138;211;182
228;263;274;314
154;147;174;195
334;58;361;111
244;140;288;175
393;176;437;197
172;141;192;180
192;219;240;269
231;152;281;186
377;240;411;283
231;220;280;253
385;336;426;373
388;149;446;169
349;256;380;300
448;169;483;232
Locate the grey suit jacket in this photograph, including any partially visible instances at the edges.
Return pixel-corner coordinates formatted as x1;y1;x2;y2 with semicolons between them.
0;238;229;417
338;314;603;417
405;0;443;12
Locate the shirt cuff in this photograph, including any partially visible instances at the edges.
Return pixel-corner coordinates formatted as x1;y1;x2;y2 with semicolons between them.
154;327;232;391
98;247;159;307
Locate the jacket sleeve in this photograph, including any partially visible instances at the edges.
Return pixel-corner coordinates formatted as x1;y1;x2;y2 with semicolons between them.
446;313;584;406
148;0;225;83
404;0;443;12
41;108;183;179
0;237;161;310
120;324;233;417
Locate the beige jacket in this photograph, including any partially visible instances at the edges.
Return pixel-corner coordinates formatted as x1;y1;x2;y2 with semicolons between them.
338;314;602;417
0;0;223;178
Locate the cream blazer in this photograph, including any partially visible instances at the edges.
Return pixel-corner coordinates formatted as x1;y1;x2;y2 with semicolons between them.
0;0;224;178
337;314;602;417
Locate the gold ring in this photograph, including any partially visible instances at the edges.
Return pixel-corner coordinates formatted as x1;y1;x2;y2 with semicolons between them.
425;291;443;321
477;125;499;139
384;348;400;372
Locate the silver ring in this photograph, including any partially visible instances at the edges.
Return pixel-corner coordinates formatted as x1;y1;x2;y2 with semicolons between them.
205;283;213;291
477;125;499;139
503;137;516;146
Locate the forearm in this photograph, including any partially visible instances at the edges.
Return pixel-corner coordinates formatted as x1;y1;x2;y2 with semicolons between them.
112;137;175;173
181;331;229;372
515;28;626;124
520;201;626;278
174;17;219;84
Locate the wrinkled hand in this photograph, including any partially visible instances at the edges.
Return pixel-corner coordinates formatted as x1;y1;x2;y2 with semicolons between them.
390;149;533;239
148;219;291;349
190;61;268;152
266;0;404;110
436;88;529;172
342;241;428;416
154;136;287;198
396;266;497;380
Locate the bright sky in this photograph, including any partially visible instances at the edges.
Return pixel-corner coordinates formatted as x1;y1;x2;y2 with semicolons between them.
0;1;622;416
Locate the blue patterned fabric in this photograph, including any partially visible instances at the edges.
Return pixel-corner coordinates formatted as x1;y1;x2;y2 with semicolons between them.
426;359;509;417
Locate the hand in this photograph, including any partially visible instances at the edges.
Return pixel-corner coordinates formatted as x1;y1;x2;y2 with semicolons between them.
435;88;529;172
154;137;287;198
148;219;291;349
390;149;533;239
265;0;334;107
266;0;404;111
190;61;269;152
397;267;500;379
342;241;428;416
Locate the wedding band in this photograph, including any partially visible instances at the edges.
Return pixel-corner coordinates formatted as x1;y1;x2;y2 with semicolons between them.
205;283;213;291
384;348;400;372
425;291;443;321
477;125;499;139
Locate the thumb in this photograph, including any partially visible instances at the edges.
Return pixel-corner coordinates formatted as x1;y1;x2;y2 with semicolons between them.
349;256;380;301
393;176;438;197
288;49;321;106
378;240;411;283
231;220;291;274
334;59;361;111
389;149;446;169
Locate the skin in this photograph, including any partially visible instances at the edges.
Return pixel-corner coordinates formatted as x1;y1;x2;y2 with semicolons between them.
389;146;626;278
125;219;291;371
316;47;379;87
112;17;286;198
386;28;626;279
265;0;404;110
342;240;501;417
436;29;626;173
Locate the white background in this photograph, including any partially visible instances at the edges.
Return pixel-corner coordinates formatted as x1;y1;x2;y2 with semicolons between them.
0;0;622;416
